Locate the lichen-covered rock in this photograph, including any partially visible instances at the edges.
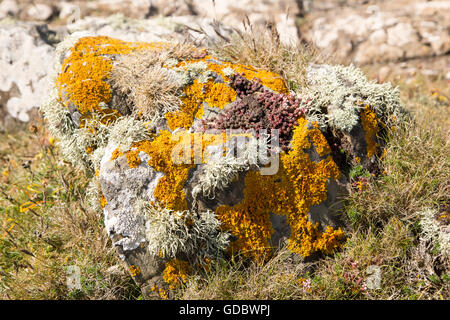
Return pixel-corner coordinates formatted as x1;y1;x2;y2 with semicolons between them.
42;35;403;298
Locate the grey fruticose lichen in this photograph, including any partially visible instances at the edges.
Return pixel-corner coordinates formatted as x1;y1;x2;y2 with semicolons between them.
419;208;449;258
139;201;230;261
191;135;263;200
302;64;404;132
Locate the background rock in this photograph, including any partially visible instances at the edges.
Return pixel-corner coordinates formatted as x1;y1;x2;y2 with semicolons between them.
0;0;19;19
300;0;450;65
0;21;54;129
25;3;54;21
149;0;300;45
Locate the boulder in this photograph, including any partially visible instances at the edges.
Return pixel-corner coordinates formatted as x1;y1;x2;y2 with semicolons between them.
42;35;402;298
25;3;54;21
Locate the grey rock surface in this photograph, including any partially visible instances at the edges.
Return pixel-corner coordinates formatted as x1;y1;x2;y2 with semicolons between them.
301;0;450;65
149;0;300;45
0;21;54;123
100;143;164;253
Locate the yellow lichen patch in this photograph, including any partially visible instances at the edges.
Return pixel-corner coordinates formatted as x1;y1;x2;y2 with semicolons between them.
111;131;228;211
215;117;344;259
308;123;332;157
129;265;141;277
243;68;288;94
151;285;169;299
162;259;190;290
122;131;194;210
110;146;124;162
57;36;155;116
177;56;288;94
360;105;379;159
215;170;276;259
100;194;107;209
165;79;237;130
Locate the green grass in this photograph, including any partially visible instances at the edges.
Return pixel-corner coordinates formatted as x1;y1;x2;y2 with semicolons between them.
0;119;141;299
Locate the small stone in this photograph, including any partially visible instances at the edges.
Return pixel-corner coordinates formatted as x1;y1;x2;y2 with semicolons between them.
58;2;80;21
0;0;19;19
387;23;418;47
26;3;53;21
369;29;387;45
378;66;391;82
106;265;123;276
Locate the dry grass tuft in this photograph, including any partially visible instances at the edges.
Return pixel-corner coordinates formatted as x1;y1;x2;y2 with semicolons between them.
207;23;325;91
344;73;449;229
110;49;185;121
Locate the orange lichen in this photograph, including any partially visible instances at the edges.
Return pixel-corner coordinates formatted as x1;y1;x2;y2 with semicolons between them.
360;105;379;159
216;117;344;259
111;131;228;211
165;79;237;130
176;56;288;94
57;36;287;134
166;79;238;130
129;265;141;277
119;131;194;211
112;120;342;259
308;123;332;157
162;259;190;290
215;170;276;258
56;36;155;116
100;194;107;209
110;147;124;162
151;285;169;299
